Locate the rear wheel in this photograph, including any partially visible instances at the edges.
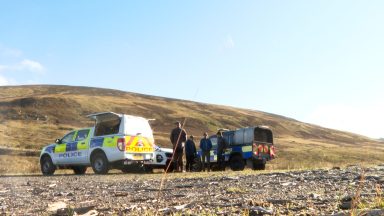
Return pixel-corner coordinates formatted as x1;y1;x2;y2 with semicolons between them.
229;155;245;171
91;152;109;174
41;155;56;176
252;159;266;170
73;166;87;175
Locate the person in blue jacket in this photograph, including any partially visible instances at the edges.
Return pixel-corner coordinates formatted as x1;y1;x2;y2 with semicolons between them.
199;132;212;172
185;135;197;172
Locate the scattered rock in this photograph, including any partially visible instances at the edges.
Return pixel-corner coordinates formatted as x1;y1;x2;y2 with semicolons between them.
339;196;353;210
47;201;67;213
222;176;239;181
74;200;96;214
78;210;99;216
309;193;320;199
1;167;383;215
248;206;273;215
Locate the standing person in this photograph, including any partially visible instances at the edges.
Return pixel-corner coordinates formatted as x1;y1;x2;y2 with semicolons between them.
170;121;187;172
199;132;212;172
217;131;227;171
185;135;197;172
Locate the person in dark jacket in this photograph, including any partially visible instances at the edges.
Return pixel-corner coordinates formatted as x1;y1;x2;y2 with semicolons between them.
217;131;227;171
185;135;197;172
199;132;212;172
170;121;187;172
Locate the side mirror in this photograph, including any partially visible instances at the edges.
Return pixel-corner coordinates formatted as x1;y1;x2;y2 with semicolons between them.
55;138;62;144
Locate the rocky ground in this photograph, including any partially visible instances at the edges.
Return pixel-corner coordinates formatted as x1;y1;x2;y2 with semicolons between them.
0;166;383;216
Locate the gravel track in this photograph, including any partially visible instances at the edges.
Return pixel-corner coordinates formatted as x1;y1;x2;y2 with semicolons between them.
0;166;383;215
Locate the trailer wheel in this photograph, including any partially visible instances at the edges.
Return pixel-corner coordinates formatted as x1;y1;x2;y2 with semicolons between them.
41;155;56;176
252;159;266;170
91;152;109;174
191;157;202;172
72;166;87;175
229;154;245;171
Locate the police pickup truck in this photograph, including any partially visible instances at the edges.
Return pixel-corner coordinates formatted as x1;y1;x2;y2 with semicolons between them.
195;126;276;171
40;112;156;175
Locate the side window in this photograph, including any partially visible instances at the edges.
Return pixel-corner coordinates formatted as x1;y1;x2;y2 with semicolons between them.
210;136;218;149
224;132;234;146
95;119;121;136
75;129;90;141
61;131;75;143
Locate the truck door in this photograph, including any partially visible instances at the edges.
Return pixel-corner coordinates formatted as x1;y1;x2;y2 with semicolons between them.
54;131;76;164
74;129;91;164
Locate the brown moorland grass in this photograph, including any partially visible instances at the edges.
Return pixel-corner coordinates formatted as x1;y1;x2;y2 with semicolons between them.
0;85;383;174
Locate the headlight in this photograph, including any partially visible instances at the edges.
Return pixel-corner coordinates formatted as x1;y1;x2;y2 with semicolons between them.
156;154;164;163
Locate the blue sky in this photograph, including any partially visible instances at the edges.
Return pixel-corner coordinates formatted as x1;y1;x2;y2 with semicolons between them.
1;1;383;138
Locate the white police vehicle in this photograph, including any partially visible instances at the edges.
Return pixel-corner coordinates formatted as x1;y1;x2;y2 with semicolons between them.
144;146;173;171
39;112;156;175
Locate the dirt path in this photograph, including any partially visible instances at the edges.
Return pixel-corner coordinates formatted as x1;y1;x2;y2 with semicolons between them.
0;166;383;215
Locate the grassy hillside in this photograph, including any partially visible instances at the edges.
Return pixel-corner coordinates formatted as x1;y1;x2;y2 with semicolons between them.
0;85;383;173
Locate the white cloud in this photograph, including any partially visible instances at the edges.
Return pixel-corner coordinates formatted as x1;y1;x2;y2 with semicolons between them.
0;45;45;85
0;74;17;86
0;65;6;72
0;75;10;85
223;35;235;49
20;59;44;73
0;59;45;73
0;45;23;58
305;103;384;139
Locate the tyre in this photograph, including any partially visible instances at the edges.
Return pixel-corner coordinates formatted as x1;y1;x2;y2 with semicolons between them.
164;160;174;173
41;155;56;176
121;166;132;173
143;165;153;173
191;157;202;172
229;154;245;171
73;166;87;175
91;152;109;174
252;159;266;170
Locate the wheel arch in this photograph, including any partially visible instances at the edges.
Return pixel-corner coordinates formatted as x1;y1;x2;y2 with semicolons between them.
229;152;244;161
40;153;53;164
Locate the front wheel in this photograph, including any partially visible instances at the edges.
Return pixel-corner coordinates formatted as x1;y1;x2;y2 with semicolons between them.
91;152;109;174
41;156;56;176
229;155;245;171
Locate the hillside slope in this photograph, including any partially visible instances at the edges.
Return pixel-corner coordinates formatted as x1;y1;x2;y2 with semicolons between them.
0;85;383;172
